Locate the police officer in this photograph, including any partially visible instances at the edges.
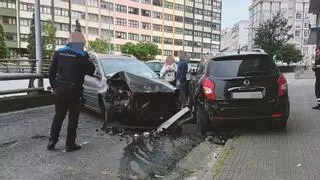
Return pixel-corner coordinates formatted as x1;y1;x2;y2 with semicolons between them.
47;32;95;152
313;47;320;110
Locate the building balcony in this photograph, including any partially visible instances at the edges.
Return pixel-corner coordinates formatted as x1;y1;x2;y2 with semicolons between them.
0;7;16;17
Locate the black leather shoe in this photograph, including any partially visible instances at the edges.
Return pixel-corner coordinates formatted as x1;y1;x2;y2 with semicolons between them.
47;140;57;150
66;144;81;152
312;105;320;110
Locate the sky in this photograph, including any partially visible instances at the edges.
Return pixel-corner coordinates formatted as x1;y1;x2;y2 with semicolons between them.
221;0;251;29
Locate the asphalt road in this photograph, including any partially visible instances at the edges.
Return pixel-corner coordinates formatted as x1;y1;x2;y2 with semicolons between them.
0;104;214;180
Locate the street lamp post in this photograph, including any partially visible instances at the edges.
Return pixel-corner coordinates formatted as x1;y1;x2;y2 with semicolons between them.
35;0;43;88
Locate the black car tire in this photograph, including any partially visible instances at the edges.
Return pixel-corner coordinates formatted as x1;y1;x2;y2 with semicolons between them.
196;106;209;135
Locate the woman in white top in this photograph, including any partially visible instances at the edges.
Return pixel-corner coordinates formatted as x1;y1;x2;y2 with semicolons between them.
160;56;177;86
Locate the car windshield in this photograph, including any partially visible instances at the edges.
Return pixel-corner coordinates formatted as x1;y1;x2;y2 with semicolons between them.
145;62;164;72
100;58;159;79
209;55;278;77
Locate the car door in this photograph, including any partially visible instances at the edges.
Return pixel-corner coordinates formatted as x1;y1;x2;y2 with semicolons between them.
83;56;102;112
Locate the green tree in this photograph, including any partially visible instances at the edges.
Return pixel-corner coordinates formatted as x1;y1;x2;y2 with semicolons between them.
88;38;113;53
75;20;81;32
121;42;158;61
253;12;293;59
277;44;303;65
0;23;9;58
27;14;36;60
43;20;56;59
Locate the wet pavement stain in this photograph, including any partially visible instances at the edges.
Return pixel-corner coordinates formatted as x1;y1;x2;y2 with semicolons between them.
31;135;48;139
0;140;18;149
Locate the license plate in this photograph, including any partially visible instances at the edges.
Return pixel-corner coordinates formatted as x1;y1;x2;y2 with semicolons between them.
232;92;263;99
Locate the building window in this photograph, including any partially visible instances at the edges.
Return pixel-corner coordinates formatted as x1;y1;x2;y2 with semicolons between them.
184;29;193;36
212;34;220;41
164;26;173;33
204;0;212;5
185;18;193;25
141;22;151;29
203;43;211;49
128;33;139;41
164;38;172;44
295;38;301;45
116;18;127;26
115;31;127;39
141;35;151;42
128;20;139;28
88;27;98;35
128;7;139;15
194;19;203;26
153;36;161;43
141;0;151;4
20;18;31;26
304;30;309;37
20;34;28;42
194;31;202;37
212;23;220;30
203;32;211;38
212;12;221;20
164;14;173;21
195;8;203;15
41;5;51;14
55;23;69;31
88;13;98;22
175;16;183;23
213;1;221;9
303;47;308;55
153;24;161;31
153;0;162;7
101;29;114;38
295;30;301;37
175;27;183;34
303;38;309;45
115;4;127;13
185;6;194;13
88;0;98;7
0;0;16;9
101;1;113;10
72;11;85;19
55;8;69;17
164;1;173;9
175;3;184;11
56;38;68;45
152;12;162;19
20;3;34;12
6;33;17;41
141;9;151;17
2;16;16;25
71;0;85;5
174;39;183;46
203;21;212;27
196;0;202;4
296;12;302;20
164;50;172;56
101;15;113;24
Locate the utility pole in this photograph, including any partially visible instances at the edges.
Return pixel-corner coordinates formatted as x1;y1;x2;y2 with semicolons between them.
161;0;165;60
69;0;72;33
35;0;43;88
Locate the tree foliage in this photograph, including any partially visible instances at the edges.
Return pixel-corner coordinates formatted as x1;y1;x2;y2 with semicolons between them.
43;20;57;59
88;38;113;53
121;42;158;61
0;23;9;58
277;44;303;65
27;14;36;60
253;12;293;59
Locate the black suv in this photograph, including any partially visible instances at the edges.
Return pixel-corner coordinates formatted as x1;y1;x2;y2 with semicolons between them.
189;50;290;133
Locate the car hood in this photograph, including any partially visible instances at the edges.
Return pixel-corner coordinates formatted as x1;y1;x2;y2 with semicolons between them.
107;71;177;93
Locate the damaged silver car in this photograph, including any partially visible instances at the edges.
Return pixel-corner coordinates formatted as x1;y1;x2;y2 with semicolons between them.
83;53;180;126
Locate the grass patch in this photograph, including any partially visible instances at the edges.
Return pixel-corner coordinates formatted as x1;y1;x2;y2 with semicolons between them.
213;139;236;178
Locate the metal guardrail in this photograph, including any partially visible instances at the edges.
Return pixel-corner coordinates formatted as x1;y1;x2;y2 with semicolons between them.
0;59;51;96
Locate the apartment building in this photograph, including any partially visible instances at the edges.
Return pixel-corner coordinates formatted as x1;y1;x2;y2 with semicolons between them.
220;20;249;52
0;0;222;59
308;0;320;49
249;0;316;61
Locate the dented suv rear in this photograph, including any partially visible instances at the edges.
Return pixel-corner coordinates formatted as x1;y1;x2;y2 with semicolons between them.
189;52;290;133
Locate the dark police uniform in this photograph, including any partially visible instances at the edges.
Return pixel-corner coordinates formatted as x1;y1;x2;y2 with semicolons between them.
314;56;320;107
48;44;95;149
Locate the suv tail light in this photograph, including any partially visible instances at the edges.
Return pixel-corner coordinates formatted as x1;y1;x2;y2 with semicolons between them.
277;74;287;97
202;77;216;100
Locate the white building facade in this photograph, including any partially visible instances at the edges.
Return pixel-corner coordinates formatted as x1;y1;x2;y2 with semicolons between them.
249;0;316;61
220;20;249;52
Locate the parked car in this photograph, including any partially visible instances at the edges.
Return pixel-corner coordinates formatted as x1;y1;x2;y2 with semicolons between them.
83;53;179;126
145;60;165;76
189;51;290;134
